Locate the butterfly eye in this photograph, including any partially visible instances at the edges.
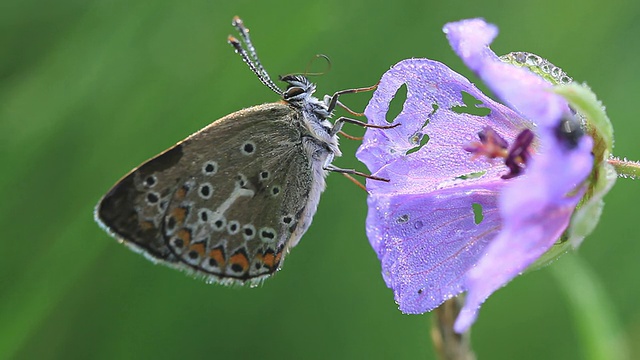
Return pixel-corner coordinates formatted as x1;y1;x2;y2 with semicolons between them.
284;86;305;99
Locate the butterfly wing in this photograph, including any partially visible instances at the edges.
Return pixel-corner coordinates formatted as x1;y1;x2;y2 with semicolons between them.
96;103;321;284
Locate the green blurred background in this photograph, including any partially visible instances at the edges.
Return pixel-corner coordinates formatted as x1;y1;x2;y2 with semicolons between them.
2;0;639;359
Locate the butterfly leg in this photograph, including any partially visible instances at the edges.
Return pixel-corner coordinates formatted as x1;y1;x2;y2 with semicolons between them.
325;82;379;113
330;116;400;137
324;164;390;182
338;131;364;141
341;173;368;192
334;100;365;117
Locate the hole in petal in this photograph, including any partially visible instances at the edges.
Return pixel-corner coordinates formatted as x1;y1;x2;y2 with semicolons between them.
452;91;490;117
406;113;431;155
430;103;439;115
386;83;407;123
406;132;430;155
472;203;484;225
455;171;486;180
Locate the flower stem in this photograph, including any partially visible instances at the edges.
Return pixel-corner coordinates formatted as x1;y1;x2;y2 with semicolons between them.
430;297;476;360
608;156;640;179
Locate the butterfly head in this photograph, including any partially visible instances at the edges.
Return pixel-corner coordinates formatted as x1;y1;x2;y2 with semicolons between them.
280;74;316;102
279;74;333;121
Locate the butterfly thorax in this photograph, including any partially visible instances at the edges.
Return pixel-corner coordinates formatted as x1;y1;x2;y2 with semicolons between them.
281;75;341;158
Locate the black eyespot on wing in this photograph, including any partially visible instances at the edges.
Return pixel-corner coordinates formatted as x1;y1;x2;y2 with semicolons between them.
144;175;157;187
261;229;275;240
146;192;159;204
199;183;212;199
240;142;256;156
199;210;209;222
202;161;218;175
167;216;177;231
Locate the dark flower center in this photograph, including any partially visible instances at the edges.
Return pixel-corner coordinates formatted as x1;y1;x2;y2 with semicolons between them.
464;126;535;179
554;115;584;149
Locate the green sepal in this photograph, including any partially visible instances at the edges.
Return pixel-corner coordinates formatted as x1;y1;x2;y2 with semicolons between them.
554;83;614;162
502;53;617;270
553;83;616;247
568;162;617;247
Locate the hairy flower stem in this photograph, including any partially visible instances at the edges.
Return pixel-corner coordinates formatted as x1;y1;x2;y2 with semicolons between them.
430;297;476;360
608;156;640;179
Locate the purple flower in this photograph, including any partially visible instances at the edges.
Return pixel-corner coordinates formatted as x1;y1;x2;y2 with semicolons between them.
356;19;594;332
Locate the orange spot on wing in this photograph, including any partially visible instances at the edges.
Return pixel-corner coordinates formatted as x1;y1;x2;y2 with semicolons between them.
209;248;226;268
171;207;187;224
175;186;187;200
139;220;154;231
229;251;250;273
274;250;283;267
176;228;192;246
262;251;276;270
189;242;206;257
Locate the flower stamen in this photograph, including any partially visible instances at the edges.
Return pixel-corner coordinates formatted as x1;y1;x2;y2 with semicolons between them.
503;129;534;179
463;127;509;159
464;127;535;179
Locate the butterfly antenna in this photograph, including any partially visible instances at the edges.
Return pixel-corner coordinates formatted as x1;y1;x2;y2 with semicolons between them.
228;17;283;96
232;17;266;75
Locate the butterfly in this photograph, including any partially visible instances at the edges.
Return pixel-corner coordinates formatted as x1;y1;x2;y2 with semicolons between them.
94;16;393;285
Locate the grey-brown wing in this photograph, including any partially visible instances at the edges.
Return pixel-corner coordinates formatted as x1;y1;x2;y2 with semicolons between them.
95;103;317;284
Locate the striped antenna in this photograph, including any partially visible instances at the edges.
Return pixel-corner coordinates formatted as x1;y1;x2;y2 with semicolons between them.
228;17;283;95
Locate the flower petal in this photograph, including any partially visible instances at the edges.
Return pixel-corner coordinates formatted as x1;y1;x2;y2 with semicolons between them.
443;19;595;332
357;58;529;313
357;59;529;193
367;183;502;314
454;132;593;332
444;19;566;127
